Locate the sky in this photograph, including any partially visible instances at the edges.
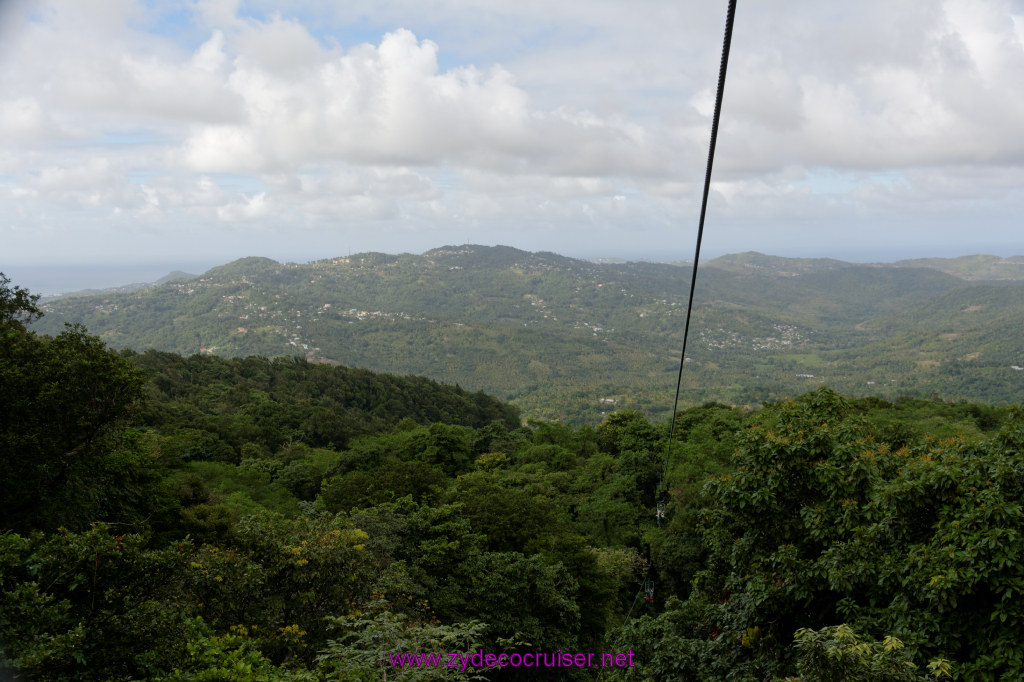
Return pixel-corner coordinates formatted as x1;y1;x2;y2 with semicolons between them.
1;0;1023;292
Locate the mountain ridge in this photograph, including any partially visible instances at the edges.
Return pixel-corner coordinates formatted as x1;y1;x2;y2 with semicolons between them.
32;246;1024;421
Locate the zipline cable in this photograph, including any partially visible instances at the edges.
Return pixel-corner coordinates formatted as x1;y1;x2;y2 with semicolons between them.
597;587;645;681
603;7;737;678
662;0;737;490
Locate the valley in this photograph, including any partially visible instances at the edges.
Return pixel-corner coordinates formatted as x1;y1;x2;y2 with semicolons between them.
36;246;1024;422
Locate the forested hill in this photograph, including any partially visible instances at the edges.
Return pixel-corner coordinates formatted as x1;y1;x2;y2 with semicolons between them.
5;273;1024;680
36;246;1024;421
891;254;1024;280
130;349;521;453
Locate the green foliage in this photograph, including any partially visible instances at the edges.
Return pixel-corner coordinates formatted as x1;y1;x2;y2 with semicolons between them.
575;465;643;546
131;351;519;455
0;319;150;531
0;272;42;328
0;525;196;680
161;428;238;464
447;470;565;553
598;410;655;456
276;459;324;501
158;626;318;681
184;461;301;517
228;512;375;660
452;552;581;652
318;599;488;680
615;388;1024;680
348;499;484;600
321;460;446;512
781;625;951;682
345;499;592;658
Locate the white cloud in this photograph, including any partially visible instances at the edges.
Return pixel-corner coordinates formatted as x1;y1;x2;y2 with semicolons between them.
0;98;61;143
217;191;269;221
173;27;660;177
0;0;1022;267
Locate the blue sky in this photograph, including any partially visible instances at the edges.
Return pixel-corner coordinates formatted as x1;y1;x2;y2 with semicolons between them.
1;0;1023;292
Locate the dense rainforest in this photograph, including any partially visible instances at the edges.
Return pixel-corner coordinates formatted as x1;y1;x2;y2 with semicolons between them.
3;272;1024;680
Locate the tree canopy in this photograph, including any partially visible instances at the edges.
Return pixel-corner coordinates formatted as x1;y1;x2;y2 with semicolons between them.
1;274;1022;680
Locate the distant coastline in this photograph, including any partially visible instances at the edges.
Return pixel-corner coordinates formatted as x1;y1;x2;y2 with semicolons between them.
9;247;1024;298
8;262;217;297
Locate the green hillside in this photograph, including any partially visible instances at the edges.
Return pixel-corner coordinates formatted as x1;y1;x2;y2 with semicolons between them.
35;246;1024;421
892;254;1024;280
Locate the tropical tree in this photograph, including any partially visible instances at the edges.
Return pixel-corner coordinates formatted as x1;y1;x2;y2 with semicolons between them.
1;277;149;531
